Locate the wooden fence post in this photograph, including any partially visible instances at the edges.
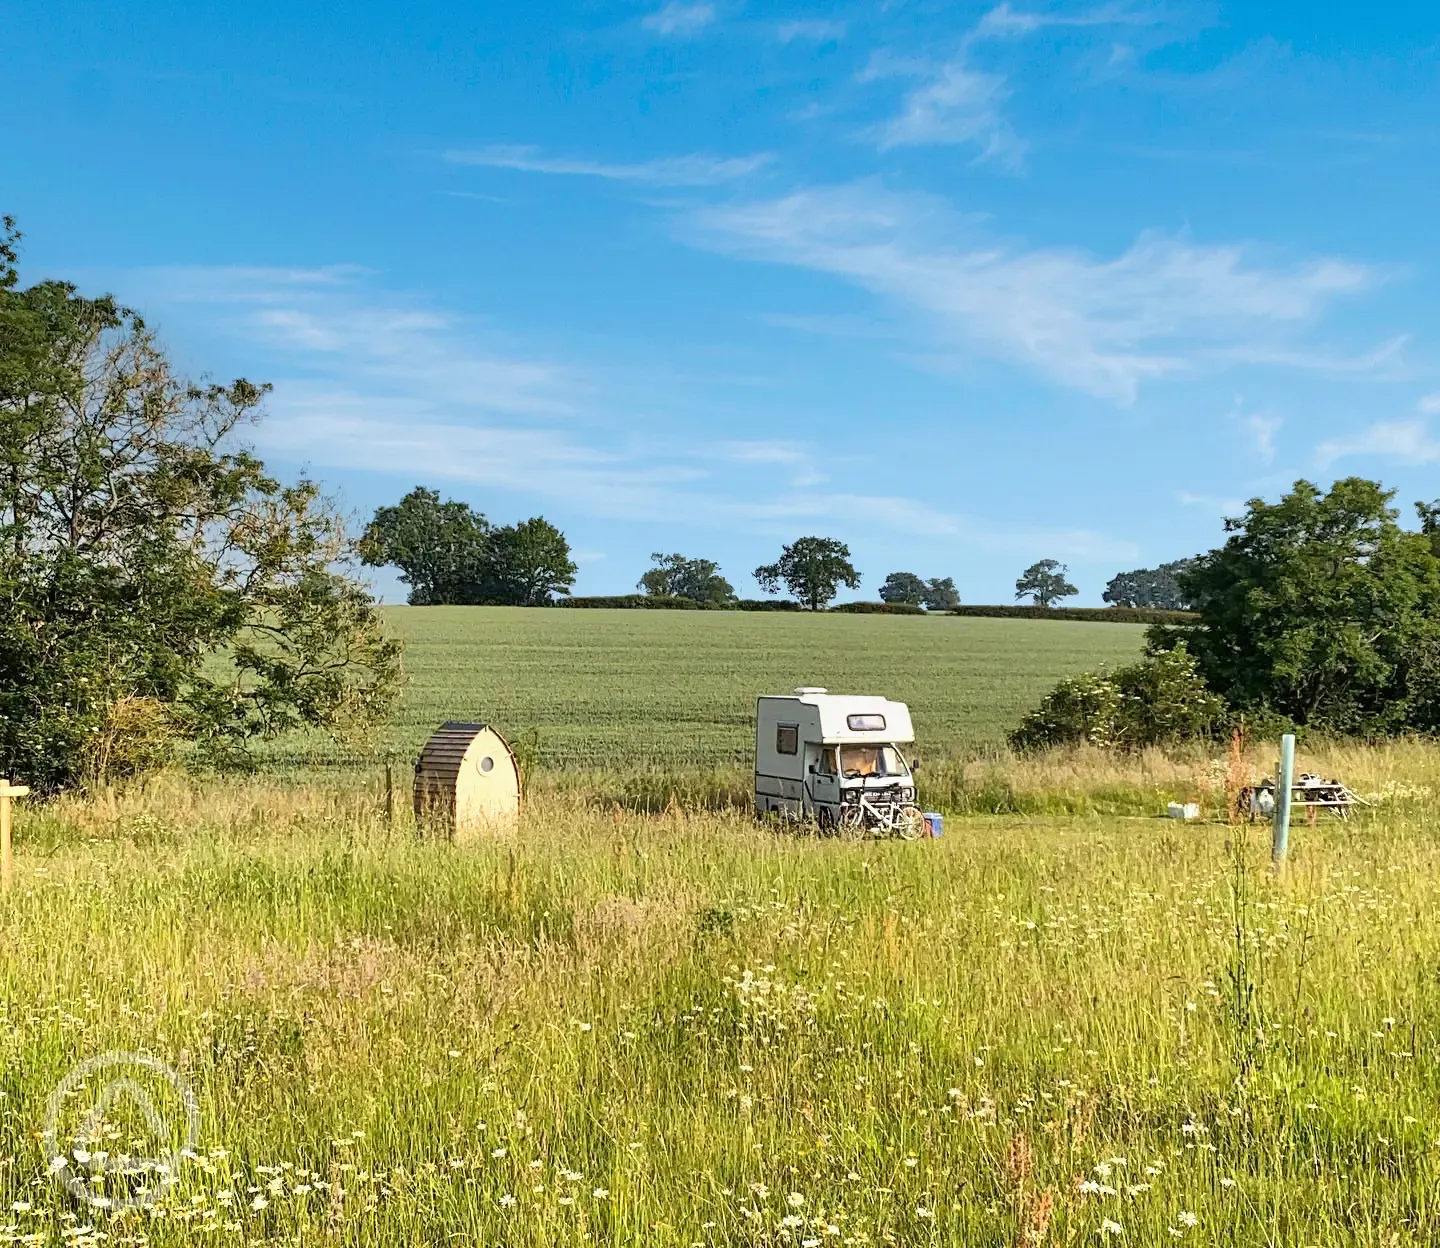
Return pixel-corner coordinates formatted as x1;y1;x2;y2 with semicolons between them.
0;779;31;893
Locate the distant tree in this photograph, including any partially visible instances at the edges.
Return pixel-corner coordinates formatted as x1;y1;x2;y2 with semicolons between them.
1015;560;1078;608
481;517;578;606
1103;559;1196;610
879;572;926;605
922;576;961;611
359;487;491;605
1152;478;1440;732
0;217;401;792
754;537;860;610
638;552;736;605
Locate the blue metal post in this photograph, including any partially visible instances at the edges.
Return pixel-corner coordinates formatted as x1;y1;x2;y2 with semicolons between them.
1272;733;1295;867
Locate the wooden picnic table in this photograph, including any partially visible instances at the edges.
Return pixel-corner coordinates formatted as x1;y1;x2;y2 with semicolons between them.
1239;775;1369;822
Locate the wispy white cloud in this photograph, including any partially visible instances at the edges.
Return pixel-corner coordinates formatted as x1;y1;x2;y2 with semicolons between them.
974;2;1157;40
128;264;1132;552
1316;419;1440;469
861;55;1025;166
1239;410;1282;462
722;440;807;463
691;182;1379;403
862;4;1174;164
777;19;847;43
1215;335;1407;375
642;2;716;37
1420;393;1440;415
444;145;771;187
1178;490;1246;518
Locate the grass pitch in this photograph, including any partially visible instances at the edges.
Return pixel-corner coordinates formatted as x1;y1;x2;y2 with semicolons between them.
5;754;1440;1245
319;607;1148;772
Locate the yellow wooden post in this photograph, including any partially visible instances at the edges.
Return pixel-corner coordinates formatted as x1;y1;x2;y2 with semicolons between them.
0;779;30;892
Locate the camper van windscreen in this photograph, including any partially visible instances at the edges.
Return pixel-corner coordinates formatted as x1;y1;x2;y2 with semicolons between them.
847;713;886;731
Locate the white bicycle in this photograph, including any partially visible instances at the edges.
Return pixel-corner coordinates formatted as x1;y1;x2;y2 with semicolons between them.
837;793;926;840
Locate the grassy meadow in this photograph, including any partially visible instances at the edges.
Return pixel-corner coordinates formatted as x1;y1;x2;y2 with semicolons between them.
8;611;1440;1244
4;743;1440;1245
264;607;1147;773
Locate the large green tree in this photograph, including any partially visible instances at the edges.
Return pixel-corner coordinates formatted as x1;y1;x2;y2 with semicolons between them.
481;516;577;606
922;576;960;611
1154;478;1440;732
0;218;401;791
878;571;926;605
359;487;491;605
1103;559;1196;610
1015;559;1078;608
754;537;860;610
638;552;735;605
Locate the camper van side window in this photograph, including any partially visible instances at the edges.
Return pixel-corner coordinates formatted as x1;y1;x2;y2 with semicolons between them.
847;713;886;731
776;724;799;755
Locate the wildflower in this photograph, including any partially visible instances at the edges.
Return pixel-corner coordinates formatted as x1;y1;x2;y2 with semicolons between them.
1100;1219;1123;1236
1219;1177;1236;1189
1177;1212;1198;1227
492;1148;508;1159
788;1193;805;1207
447;1049;462;1058
783;1215;804;1228
593;1187;609;1199
499;1194;517;1208
916;1206;934;1219
250;1196;268;1211
11;1202;31;1213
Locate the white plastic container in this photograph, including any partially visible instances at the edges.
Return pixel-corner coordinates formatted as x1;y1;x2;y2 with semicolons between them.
1167;802;1201;821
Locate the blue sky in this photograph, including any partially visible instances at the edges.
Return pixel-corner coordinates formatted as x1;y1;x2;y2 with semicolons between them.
5;1;1439;602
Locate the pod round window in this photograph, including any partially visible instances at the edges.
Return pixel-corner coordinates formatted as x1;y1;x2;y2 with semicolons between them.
847;713;886;731
478;756;495;774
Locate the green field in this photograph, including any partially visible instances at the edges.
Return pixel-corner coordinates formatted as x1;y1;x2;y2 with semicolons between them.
6;756;1440;1245
304;608;1147;771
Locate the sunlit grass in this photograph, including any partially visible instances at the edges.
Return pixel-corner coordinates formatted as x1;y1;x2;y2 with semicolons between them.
4;749;1440;1244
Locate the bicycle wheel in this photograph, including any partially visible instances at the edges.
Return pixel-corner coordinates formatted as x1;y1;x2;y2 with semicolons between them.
838;804;867;839
895;805;926;841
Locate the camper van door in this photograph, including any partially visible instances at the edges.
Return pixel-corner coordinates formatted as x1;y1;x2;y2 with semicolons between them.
809;743;840;813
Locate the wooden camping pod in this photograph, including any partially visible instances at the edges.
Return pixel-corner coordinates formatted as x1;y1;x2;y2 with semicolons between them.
413;722;522;840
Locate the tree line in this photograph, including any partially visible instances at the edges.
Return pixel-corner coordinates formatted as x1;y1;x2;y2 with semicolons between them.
360;492;1194;616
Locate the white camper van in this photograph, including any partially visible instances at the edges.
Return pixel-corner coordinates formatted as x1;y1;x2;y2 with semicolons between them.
755;688;923;837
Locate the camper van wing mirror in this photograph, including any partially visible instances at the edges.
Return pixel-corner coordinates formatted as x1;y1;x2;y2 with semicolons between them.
911;756;921;771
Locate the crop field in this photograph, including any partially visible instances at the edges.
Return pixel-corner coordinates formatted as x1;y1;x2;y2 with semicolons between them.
276;608;1147;773
5;742;1440;1246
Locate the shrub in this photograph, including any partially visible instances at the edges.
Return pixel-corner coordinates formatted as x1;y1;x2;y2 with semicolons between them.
1009;643;1227;752
951;605;1198;624
559;595;702;610
829;601;926;615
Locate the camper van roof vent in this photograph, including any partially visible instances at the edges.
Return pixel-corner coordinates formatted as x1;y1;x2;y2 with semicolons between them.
793;686;828;696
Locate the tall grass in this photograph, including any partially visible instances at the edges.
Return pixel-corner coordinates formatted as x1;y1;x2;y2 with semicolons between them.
3;751;1440;1244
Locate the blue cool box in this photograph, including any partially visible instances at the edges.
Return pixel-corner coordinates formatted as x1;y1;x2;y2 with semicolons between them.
923;812;943;838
